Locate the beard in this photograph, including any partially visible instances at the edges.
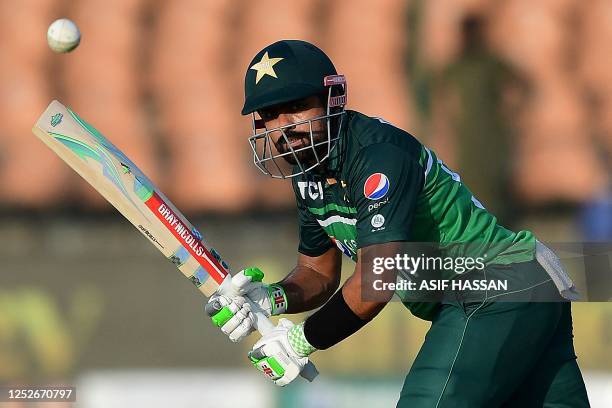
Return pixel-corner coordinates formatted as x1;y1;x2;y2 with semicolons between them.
274;130;329;166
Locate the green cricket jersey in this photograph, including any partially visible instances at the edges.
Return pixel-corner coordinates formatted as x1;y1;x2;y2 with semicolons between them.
292;110;535;319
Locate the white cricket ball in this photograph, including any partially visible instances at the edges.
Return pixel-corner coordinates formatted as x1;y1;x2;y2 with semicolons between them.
47;18;81;53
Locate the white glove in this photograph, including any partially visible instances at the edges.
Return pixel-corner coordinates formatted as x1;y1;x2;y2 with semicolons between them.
205;267;288;342
249;318;317;387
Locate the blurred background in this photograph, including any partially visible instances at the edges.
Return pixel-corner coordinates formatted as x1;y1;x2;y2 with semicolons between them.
0;0;611;406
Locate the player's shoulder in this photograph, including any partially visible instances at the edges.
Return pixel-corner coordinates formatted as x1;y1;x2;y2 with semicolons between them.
343;110;423;161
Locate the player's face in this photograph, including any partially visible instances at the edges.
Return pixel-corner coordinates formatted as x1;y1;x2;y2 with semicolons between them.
257;96;328;166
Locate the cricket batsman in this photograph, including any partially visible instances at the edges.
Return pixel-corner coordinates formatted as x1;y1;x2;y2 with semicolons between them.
206;40;590;407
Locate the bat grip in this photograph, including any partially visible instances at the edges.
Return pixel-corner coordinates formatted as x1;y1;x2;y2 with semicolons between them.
251;305;319;382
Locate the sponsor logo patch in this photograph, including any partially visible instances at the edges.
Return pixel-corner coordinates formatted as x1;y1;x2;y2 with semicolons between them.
297;181;324;200
50;113;63;127
261;364;276;378
368;196;389;212
363;173;389;200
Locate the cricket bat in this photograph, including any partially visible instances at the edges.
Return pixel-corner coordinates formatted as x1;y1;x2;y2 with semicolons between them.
32;100;317;381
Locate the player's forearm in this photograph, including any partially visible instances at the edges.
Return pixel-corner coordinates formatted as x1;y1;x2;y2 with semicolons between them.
342;244;399;319
300;245;398;351
342;266;393;320
279;263;340;313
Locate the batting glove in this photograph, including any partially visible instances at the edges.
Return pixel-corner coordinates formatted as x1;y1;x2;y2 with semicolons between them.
205;267;288;342
249;318;317;387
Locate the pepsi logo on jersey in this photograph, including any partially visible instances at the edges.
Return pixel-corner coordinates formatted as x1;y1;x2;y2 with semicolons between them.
368;196;389;212
364;173;390;200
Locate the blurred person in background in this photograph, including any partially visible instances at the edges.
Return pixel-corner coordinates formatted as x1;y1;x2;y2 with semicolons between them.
439;15;524;221
411;13;526;221
204;40;590;407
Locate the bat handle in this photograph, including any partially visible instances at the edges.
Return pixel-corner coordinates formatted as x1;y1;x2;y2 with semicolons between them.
251;308;319;382
252;309;275;335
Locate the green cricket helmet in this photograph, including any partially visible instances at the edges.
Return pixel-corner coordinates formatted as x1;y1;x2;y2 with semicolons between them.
242;40;347;179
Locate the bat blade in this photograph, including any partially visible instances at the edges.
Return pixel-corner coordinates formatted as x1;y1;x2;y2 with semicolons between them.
32;100;318;381
32;100;229;296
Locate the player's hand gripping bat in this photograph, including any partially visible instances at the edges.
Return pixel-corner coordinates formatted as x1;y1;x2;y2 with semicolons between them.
32;100;318;381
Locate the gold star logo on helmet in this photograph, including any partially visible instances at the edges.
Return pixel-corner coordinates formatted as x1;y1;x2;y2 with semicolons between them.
249;52;284;84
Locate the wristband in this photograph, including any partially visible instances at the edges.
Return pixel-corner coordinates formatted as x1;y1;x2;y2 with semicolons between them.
288;321;317;357
268;284;288;315
303;290;370;350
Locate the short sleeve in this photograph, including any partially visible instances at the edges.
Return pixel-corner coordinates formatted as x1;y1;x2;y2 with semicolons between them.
348;143;424;248
292;180;335;257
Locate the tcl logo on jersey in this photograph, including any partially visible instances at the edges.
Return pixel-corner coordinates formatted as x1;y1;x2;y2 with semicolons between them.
297;181;324;200
363;173;389;200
